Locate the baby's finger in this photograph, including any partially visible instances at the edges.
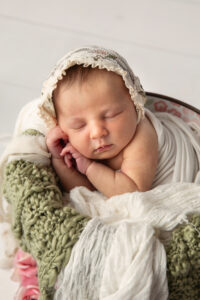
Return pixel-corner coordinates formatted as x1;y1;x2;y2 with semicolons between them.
60;144;73;156
60;147;69;157
64;154;72;168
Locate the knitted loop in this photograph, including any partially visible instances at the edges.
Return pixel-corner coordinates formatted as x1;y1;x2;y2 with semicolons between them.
167;214;200;300
3;160;90;300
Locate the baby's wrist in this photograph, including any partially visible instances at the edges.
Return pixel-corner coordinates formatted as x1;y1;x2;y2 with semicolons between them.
51;156;64;164
85;161;96;177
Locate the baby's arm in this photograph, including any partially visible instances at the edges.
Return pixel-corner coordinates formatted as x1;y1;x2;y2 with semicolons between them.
120;117;158;192
46;126;94;192
65;117;158;198
63;147;143;198
87;118;158;196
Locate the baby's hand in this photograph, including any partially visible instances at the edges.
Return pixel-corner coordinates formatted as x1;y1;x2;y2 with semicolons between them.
46;126;68;159
60;143;92;175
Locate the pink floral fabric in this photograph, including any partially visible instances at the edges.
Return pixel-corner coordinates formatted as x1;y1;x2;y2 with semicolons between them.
11;249;40;300
146;97;200;126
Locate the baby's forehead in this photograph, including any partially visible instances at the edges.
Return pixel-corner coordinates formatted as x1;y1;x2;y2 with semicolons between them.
57;66;127;91
53;66;132;119
59;71;129;104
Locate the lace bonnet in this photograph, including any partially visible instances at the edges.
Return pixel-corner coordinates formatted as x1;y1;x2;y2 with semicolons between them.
39;46;147;127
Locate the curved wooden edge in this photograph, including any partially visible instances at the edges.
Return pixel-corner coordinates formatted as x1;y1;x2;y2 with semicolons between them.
145;91;200;115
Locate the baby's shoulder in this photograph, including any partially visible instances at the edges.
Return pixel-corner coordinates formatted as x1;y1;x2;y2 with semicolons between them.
137;115;156;137
123;116;158;158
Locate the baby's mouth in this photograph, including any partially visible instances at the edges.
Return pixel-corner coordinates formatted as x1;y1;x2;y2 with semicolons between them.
94;144;113;153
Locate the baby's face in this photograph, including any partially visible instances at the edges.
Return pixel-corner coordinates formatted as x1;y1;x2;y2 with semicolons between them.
54;69;138;160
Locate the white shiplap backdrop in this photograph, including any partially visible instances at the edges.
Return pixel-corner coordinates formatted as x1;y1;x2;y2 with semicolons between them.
0;0;200;298
0;0;200;135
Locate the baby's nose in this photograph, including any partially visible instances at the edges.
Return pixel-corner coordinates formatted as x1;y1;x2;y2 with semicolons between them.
90;123;108;139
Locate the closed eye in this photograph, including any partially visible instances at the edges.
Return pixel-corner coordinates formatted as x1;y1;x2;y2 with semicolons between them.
70;123;86;130
74;125;85;130
104;111;122;119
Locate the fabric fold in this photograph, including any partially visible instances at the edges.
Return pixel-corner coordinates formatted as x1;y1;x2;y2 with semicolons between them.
145;109;200;186
61;182;200;299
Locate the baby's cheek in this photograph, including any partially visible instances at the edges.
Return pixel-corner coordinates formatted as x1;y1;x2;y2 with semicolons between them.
68;131;93;159
68;136;85;154
76;144;93;159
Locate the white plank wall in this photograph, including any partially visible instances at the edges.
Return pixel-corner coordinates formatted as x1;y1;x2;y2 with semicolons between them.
0;0;200;135
0;0;200;298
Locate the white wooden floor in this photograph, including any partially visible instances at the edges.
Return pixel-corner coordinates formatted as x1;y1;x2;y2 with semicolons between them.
0;0;200;298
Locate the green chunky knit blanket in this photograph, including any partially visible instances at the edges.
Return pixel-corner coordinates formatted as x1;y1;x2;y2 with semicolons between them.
167;214;200;299
3;159;90;299
3;158;200;299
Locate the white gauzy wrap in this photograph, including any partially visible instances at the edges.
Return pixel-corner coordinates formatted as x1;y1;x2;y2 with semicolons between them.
54;183;200;300
145;109;200;186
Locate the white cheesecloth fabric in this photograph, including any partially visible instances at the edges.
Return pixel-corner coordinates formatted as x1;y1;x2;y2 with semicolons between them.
53;182;200;300
54;215;168;300
54;218;118;300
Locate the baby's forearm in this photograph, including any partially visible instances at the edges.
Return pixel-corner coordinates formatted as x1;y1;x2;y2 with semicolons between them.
86;162;138;197
52;158;94;192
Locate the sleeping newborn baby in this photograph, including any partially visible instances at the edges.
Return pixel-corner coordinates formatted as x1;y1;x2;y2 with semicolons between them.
46;66;158;198
44;46;200;198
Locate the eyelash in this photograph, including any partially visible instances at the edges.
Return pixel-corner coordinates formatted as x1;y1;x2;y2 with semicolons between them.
73;124;86;130
104;111;121;118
